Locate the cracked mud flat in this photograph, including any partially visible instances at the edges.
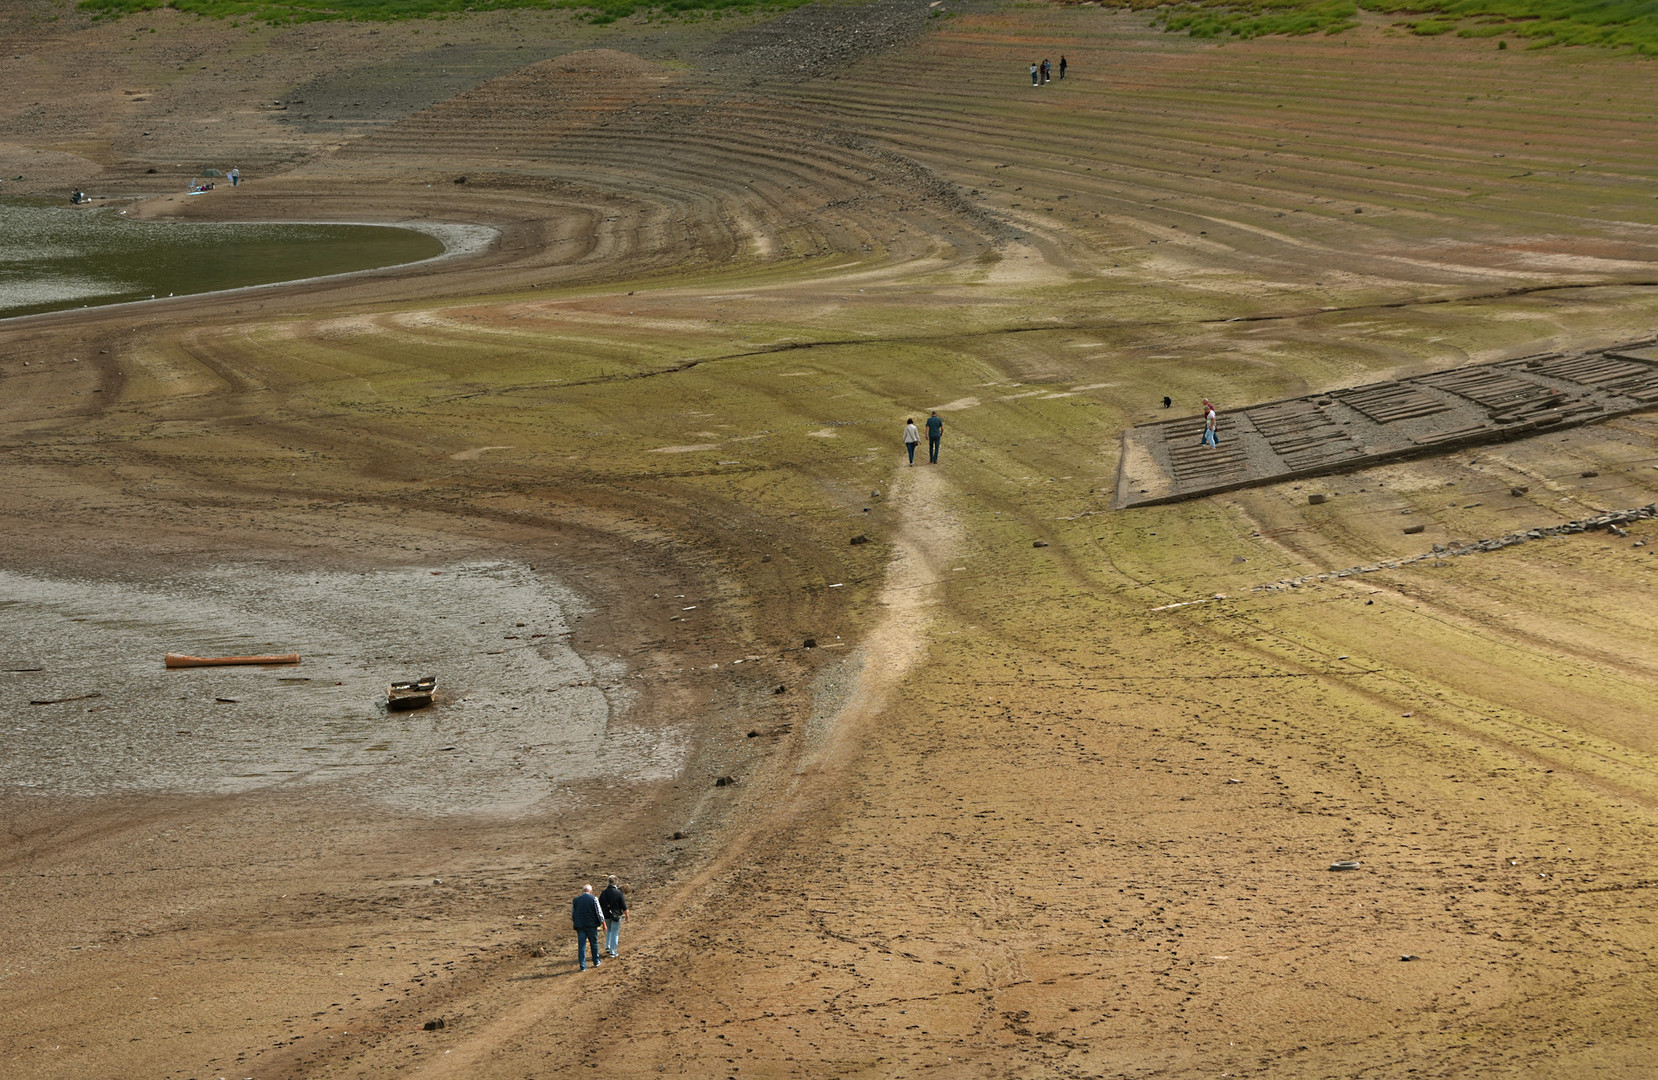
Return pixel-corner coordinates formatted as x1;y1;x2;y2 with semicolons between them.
0;561;677;812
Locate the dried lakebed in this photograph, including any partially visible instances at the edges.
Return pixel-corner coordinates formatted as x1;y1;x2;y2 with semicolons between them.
0;561;682;814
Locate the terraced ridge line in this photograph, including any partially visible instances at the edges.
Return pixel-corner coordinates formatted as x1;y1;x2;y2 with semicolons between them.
777;12;1658;296
321;49;1004;273
1115;337;1658;506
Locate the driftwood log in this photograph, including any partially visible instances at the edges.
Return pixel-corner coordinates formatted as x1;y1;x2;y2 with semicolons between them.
164;653;301;668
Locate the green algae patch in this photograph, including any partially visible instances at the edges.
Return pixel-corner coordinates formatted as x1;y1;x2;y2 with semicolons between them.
0;201;444;320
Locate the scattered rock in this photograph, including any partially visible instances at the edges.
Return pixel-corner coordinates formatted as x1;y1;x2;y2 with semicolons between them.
802;638;816;649
1032;540;1049;548
1307;493;1327;505
1232;555;1247;564
849;534;870;545
761;554;772;562
424;1018;446;1031
1403;524;1426;535
1400;954;1419;962
1510;485;1529;496
1581;470;1599;478
453;176;466;184
747;730;760;738
671;831;687;840
774;684;786;694
1328;861;1360;871
715;775;737;787
529;947;546;958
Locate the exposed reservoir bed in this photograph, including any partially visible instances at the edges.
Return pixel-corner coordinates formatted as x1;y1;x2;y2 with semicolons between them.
0;199;453;319
0;561;683;816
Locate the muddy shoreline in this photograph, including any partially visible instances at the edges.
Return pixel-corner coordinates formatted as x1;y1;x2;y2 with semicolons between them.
0;492;824;1078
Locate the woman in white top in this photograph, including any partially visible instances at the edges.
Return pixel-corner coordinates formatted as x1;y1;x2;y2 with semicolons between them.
903;418;921;466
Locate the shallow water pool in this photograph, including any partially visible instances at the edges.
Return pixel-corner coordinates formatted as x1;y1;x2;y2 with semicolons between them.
0;198;446;319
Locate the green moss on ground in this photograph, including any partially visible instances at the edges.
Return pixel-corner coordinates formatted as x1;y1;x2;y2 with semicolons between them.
1103;0;1658;52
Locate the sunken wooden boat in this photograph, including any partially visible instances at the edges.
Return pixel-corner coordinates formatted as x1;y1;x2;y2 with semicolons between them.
387;676;437;711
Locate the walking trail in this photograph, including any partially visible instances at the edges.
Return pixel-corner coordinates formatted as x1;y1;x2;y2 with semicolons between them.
411;464;961;1076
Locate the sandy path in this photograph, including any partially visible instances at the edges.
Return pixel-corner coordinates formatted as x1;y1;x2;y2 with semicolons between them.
348;465;964;1078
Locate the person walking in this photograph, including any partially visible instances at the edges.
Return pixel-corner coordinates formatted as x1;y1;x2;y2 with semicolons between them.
1059;55;1067;79
1030;61;1039;86
599;876;628;957
571;883;606;971
229;167;239;187
1200;398;1219;448
926;410;944;464
903;417;921;466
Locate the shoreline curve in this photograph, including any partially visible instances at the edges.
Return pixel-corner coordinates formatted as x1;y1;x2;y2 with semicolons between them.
0;219;500;325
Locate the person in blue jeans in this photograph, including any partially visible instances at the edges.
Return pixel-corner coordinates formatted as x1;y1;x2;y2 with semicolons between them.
599;876;628;957
1199;398;1219;448
571;884;606;971
925;411;943;463
903;418;921;465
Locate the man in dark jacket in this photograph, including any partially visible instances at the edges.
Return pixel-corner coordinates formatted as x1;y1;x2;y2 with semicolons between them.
571;884;606;971
599;875;628;958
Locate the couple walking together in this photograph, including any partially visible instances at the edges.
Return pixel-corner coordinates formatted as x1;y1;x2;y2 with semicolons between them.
904;411;943;465
571;877;629;971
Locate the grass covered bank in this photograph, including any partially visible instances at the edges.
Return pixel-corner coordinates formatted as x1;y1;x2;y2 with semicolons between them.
1110;0;1658;51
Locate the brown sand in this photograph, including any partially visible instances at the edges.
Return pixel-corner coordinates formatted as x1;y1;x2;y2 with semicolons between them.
5;1;1658;1077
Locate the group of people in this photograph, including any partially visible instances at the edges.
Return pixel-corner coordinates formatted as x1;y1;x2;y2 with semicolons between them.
570;877;629;971
902;411;944;465
1029;55;1067;85
189;168;240;195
